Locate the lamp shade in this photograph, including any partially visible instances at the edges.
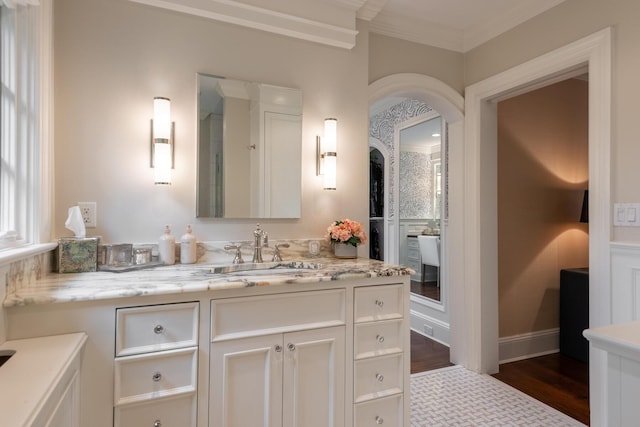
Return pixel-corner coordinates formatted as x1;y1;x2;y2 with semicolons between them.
153;97;171;140
323;118;337;190
580;190;588;223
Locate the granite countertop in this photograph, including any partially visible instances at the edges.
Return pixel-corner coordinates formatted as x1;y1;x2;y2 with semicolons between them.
4;258;414;307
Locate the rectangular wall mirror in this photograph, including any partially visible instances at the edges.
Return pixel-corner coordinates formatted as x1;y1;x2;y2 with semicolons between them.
196;73;303;218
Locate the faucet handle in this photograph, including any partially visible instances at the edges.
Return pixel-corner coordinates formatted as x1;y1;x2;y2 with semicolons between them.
263;232;269;247
224;244;244;264
272;243;290;262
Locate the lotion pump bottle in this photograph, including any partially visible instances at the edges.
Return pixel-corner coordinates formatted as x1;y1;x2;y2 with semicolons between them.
159;225;175;265
180;224;197;264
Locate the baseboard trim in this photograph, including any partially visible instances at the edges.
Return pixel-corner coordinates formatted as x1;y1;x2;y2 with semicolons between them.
499;328;559;364
410;310;450;346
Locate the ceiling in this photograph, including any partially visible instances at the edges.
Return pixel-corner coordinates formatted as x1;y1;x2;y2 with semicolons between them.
132;0;567;51
369;0;567;52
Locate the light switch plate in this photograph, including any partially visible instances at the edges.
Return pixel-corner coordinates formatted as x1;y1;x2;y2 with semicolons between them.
613;203;640;227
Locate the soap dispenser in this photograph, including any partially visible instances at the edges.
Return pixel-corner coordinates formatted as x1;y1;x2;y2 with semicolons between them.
158;225;175;265
180;224;197;264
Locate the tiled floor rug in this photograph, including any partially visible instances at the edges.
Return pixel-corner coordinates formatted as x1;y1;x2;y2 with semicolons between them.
410;365;586;426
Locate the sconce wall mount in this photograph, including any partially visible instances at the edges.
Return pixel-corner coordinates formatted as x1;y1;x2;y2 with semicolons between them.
316;118;337;190
151;96;175;185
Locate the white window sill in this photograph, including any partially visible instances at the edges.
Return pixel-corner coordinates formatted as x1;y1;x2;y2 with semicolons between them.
0;242;57;267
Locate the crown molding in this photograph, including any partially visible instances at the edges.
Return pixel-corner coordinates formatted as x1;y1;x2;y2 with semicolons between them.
129;0;359;49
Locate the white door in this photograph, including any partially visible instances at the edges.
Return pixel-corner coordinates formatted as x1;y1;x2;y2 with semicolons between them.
282;326;345;427
210;334;283;427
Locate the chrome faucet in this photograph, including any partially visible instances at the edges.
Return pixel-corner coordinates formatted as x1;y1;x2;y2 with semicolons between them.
252;223;269;263
272;243;290;262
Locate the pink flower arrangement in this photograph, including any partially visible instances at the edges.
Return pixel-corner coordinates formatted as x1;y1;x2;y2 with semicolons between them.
326;219;367;247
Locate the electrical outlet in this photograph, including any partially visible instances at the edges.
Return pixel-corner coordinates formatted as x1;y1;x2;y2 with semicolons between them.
78;202;97;228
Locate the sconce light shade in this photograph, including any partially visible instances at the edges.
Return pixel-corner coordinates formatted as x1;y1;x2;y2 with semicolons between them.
151;97;174;185
580;189;588;223
322;118;337;190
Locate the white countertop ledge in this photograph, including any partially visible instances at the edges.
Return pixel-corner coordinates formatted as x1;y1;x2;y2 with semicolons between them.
583;321;640;363
0;333;88;426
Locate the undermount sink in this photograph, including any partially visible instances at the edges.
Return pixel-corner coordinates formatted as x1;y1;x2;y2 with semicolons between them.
210;261;324;275
0;349;16;368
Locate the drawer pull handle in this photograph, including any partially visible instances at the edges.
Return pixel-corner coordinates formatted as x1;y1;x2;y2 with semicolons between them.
375;373;384;382
376;334;385;344
375;415;384;424
153;324;164;334
152;372;162;382
154;421;162;427
274;344;282;353
375;299;384;308
287;343;296;351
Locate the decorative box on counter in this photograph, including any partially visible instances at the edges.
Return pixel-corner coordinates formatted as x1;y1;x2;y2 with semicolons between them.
56;237;100;273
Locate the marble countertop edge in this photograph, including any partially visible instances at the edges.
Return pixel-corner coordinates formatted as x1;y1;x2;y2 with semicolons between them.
4;258;414;307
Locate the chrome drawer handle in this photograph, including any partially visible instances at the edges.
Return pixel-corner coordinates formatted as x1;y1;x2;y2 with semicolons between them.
375;299;384;308
153;324;164;334
152;372;162;382
287;343;296;351
375;373;384;382
154;421;162;427
274;344;282;353
376;334;385;344
375;415;384;424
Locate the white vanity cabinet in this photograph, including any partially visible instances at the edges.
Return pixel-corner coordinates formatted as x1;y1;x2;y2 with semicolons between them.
113;302;199;427
209;289;346;427
353;284;406;426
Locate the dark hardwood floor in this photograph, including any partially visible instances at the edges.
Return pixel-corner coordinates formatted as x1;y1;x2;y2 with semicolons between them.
410;331;590;425
410;330;453;374
492;354;590;425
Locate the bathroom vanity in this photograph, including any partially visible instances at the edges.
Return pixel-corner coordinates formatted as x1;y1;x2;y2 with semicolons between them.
3;257;412;427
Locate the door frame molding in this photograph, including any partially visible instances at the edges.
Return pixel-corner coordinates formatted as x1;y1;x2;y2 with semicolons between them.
464;27;612;426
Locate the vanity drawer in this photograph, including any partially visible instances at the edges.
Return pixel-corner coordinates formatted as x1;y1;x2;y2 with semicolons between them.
114;347;197;406
354;394;403;427
407;237;420;250
354;285;403;323
116;302;199;357
354;353;403;403
114;394;196;427
354;319;404;360
211;289;345;341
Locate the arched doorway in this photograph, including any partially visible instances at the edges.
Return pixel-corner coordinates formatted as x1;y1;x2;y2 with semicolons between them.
368;73;465;362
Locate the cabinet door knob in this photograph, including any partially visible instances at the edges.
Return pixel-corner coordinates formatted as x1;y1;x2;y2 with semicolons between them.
153;324;164;334
375;373;384;382
287;343;296;351
375;299;384;308
274;344;282;353
152;372;162;382
375;415;384;424
154;421;162;427
376;334;385;344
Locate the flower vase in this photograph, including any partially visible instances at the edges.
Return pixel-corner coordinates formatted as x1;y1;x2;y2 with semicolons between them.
334;242;357;259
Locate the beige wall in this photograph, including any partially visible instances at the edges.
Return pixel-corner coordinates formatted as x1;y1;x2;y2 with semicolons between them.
497;79;589;337
465;0;640;242
53;0;369;246
368;33;464;93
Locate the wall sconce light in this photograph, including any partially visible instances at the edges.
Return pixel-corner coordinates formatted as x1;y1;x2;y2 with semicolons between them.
151;97;174;185
316;118;337;190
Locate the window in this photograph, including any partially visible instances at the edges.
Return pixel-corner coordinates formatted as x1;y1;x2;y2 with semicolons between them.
0;0;52;250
